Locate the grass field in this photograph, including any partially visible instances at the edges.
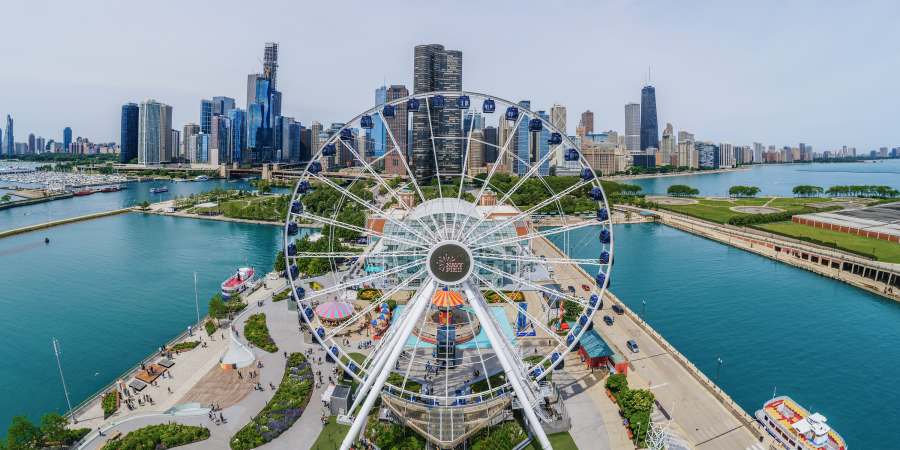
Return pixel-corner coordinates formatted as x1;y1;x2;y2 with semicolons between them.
529;431;579;450
656;196;848;224
758;222;900;263
312;416;351;450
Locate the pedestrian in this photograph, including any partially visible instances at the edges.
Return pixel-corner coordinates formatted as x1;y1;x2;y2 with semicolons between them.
168;387;172;393
97;426;103;436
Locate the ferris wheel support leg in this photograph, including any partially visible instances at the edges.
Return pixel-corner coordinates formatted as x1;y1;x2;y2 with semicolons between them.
345;313;405;415
339;279;438;450
462;282;553;450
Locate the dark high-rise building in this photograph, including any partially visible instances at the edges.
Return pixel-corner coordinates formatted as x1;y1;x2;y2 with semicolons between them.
3;116;12;155
228;109;247;164
483;126;499;165
28;134;35;154
581;110;594;135
384;85;409;176
120;103;140;163
297;125;311;162
211;115;231;163
63;127;72;152
212;96;235;116
411;44;462;182
639;86;658;154
200;100;214;134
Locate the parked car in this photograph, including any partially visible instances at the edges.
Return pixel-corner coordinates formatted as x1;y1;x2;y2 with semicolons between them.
567;286;576;293
611;304;625;315
581;284;590;291
626;340;639;353
603;315;614;325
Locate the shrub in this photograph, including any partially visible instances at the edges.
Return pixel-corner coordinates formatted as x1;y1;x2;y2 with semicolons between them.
358;288;383;301
386;299;397;310
605;373;628;395
102;391;117;417
230;353;313;449
273;291;289;302
103;423;209;450
244;313;278;353
205;320;216;335
171;341;199;351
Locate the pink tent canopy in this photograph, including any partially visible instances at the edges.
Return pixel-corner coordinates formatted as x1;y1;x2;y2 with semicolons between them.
315;302;354;320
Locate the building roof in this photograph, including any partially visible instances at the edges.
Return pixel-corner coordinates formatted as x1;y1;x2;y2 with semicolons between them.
795;202;900;239
567;322;615;359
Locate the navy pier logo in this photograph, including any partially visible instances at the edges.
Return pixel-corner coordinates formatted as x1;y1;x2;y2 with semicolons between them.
429;243;471;284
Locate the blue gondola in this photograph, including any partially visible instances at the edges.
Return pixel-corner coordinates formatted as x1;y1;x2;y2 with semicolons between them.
483;99;495;113
304;307;313;319
360;115;374;129
549;133;562;145
533;367;543;378
529;119;543;132
340;129;353;141
590;187;604;201
589;294;599;307
316;327;325;339
326;346;338;364
298;181;310;194
433;95;445;109
286;265;299;279
294;289;305;301
565;149;579;161
322;144;335;156
457;95;470;109
597;209;609;221
599;251;611;265
407;98;420;112
286;243;297;256
599;229;611;244
290;201;302;214
566;334;580;350
382;104;395;118
596;273;610;288
552;352;564;369
287;222;298;236
579;315;594;331
309;162;322;174
581;168;594;181
505;106;519;121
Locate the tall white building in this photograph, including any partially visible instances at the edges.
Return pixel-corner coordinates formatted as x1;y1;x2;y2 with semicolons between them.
624;102;641;156
753;142;763;163
550;103;567;167
138;100;165;165
718;142;733;168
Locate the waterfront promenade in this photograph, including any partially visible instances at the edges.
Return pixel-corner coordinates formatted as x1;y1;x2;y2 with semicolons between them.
602;167;751;183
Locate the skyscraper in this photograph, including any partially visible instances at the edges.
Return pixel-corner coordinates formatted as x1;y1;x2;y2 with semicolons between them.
161;104;173;162
466;130;484;176
35;137;45;154
170;130;180;160
212;96;235;116
535;110;551;175
201;100;214;134
309;121;323;153
753;142;763;163
624;102;640;156
63;127;72;153
640;86;658;154
463;110;483;157
581;110;594;134
211;115;231;163
383;86;409;176
183;123;200;160
245;43;281;163
28;134;35;154
513;100;531;175
411;44;462;182
483;126;499;165
138;100;164;165
678;127;694;143
551;103;567;134
120;103;139;163
718;142;733;168
228;110;247;164
373;86;387;157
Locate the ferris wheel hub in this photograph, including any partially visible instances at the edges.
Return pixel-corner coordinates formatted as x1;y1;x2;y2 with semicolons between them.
426;240;474;285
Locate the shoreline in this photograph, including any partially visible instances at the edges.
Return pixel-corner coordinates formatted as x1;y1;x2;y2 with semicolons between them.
601;166;752;182
0;208;132;239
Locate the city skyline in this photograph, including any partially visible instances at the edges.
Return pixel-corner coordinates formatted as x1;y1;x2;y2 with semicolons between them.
1;1;899;152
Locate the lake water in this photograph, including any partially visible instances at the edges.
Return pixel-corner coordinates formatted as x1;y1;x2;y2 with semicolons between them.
0;213;316;429
547;223;900;449
0;178;291;233
626;160;900;197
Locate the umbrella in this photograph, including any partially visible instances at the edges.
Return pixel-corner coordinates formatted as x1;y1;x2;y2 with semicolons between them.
381;308;390;313
381;302;389;308
370;320;378;326
377;314;386;320
431;288;464;309
315;302;354;320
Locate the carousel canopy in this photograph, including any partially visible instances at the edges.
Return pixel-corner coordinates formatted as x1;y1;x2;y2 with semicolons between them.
377;314;387;320
431;288;465;309
381;307;390;313
315;302;354;320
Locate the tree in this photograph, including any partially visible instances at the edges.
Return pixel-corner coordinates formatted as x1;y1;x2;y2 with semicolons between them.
1;194;10;203
138;201;151;210
39;413;69;447
257;180;271;194
792;185;823;197
728;186;761;197
273;250;286;273
208;293;245;320
2;414;41;450
667;185;699;197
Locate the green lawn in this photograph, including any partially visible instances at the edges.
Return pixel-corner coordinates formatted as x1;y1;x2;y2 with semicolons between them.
339;352;367;398
656;196;844;224
758;222;900;263
529;431;579;450
660;203;744;223
312;416;351;450
768;197;835;208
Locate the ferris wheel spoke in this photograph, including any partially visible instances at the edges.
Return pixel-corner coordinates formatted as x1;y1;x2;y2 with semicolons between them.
376;110;436;219
288;250;426;260
454;113;525;240
298;211;425;250
335;137;439;242
473;261;591;309
309;260;423;299
467;179;593;246
310;174;433;244
470;220;598;251
471;252;602;266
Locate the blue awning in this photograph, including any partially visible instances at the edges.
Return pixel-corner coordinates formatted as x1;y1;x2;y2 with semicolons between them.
566;322;615;359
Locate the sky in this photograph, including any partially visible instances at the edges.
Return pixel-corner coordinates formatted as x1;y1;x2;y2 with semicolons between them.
1;0;898;152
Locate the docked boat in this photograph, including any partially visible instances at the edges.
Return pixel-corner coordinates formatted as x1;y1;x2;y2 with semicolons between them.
222;267;255;298
228;179;239;183
173;178;186;182
150;186;169;194
73;189;95;196
193;175;211;181
755;396;846;450
100;184;124;193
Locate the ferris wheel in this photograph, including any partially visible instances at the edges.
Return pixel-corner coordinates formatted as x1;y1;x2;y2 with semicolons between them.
283;91;613;450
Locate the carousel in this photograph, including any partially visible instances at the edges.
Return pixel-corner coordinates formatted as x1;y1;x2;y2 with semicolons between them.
411;287;481;345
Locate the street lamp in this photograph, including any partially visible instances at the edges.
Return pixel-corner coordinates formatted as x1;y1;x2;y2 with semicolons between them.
53;338;76;424
642;301;645;322
714;358;723;388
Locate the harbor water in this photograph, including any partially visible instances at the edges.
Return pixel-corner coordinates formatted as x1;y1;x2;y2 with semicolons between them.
0;213;317;429
547;223;900;449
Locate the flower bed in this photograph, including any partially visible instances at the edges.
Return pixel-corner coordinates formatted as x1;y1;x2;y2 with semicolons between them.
605;373;654;446
357;288;383;301
273;290;290;302
310;281;323;290
205;320;216;335
103;423;210;450
171;341;200;351
386;371;421;394
364;414;427;450
470;372;507;394
102;390;118;418
230;353;314;450
467;417;525;450
483;290;524;303
244;313;278;353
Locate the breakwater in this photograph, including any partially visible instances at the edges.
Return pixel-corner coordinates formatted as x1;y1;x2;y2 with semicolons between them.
0;208;132;239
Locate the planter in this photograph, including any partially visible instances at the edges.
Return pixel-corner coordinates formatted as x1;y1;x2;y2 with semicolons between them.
610;395;616;403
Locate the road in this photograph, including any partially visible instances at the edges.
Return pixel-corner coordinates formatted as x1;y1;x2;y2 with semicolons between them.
531;236;772;450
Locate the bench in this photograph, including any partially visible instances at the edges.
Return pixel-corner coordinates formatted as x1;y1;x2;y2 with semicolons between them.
107;430;122;441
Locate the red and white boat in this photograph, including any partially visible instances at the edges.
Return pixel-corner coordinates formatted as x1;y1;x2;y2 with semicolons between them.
222;267;255;299
756;396;846;450
73;189;95;196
